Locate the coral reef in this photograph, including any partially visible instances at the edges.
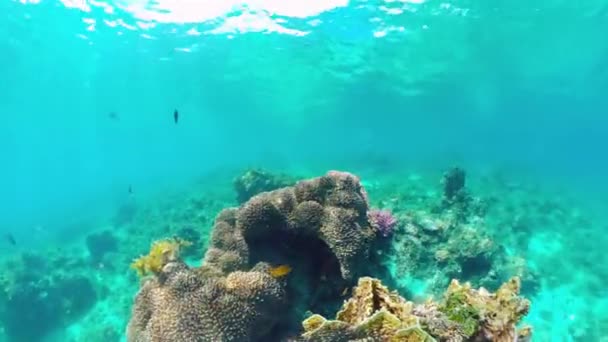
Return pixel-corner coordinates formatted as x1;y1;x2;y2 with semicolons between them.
301;276;530;342
3;165;604;341
373;168;538;296
126;171;377;341
0;252;98;341
126;171;535;342
234;168;297;204
391;207;504;294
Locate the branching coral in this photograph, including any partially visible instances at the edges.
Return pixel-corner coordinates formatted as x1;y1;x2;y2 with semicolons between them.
368;209;398;237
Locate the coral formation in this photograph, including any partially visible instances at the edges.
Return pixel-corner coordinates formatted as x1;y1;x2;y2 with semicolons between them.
439;277;531;342
442;167;466;204
217;170;375;280
234;168;297;204
301;276;530;342
127;260;287;341
126;171;377;341
130;237;192;277
392;208;503;294
0;252;98;341
301;277;440;341
368;208;398;237
375;168;538;297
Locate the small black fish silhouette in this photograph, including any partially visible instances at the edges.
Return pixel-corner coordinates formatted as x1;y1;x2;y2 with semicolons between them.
5;233;16;246
109;112;119;120
128;185;133;194
174;109;179;124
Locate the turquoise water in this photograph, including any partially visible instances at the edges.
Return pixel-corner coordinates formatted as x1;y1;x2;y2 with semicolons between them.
1;0;608;341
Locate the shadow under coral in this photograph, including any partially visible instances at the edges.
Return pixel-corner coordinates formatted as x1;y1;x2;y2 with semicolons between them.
247;228;348;339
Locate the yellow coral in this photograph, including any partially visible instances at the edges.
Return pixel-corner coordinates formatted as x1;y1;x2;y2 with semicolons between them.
268;264;292;278
441;277;530;342
302;277;433;341
131;238;192;277
337;277;414;326
302;314;327;332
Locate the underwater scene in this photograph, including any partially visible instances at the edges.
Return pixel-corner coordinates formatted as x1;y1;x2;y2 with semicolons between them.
2;0;608;341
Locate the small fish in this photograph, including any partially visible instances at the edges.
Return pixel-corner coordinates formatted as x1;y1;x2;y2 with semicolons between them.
268;264;292;278
5;233;16;246
128;185;133;194
109;112;119;120
173;109;179;124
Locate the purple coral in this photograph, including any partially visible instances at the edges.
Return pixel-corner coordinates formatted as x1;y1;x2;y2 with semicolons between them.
368;209;397;237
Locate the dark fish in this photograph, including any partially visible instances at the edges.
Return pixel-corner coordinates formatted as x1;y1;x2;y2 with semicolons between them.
128;185;133;194
174;109;179;124
5;233;16;246
109;112;119;120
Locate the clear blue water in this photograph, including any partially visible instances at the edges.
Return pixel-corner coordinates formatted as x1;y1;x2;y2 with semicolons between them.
1;0;608;341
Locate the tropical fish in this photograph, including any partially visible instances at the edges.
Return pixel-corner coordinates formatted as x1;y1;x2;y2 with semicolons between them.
174;109;179;124
268;264;292;278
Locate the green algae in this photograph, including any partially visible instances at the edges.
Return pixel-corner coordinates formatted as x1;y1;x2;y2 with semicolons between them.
439;291;480;337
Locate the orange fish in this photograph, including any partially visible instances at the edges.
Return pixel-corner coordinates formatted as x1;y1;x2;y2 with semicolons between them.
268;265;292;278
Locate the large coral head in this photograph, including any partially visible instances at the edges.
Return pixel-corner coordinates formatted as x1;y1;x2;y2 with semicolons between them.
368;209;397;237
